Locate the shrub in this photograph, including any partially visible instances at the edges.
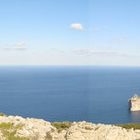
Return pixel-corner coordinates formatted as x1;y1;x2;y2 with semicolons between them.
51;122;72;132
0;122;29;140
117;123;140;130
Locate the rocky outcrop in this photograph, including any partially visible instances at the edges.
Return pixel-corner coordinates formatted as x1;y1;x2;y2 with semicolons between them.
129;94;140;111
64;122;140;140
0;115;140;140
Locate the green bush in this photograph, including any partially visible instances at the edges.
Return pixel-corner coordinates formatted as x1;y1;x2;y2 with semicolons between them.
117;123;140;129
0;113;6;116
51;122;72;132
0;122;29;140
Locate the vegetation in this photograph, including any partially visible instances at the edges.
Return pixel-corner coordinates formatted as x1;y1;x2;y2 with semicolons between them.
117;123;140;130
0;113;6;116
52;122;140;131
51;122;72;132
0;122;29;140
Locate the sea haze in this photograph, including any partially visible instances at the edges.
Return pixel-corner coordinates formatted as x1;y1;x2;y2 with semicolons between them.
0;66;140;124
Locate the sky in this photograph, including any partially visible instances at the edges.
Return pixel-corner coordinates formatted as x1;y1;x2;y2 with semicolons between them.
0;0;140;66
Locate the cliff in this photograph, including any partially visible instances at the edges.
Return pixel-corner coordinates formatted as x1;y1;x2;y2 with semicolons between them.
129;94;140;111
0;114;139;140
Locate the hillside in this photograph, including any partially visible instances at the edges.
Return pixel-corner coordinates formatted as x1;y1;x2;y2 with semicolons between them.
0;114;139;140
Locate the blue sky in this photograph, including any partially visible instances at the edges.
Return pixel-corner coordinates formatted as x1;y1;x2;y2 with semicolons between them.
0;0;140;66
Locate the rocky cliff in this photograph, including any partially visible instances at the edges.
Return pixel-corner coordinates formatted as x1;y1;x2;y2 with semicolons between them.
129;94;140;111
0;115;139;140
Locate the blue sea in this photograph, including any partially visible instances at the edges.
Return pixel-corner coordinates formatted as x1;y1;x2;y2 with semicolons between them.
0;66;140;124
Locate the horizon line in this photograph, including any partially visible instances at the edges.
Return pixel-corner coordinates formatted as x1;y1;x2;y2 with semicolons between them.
0;64;140;68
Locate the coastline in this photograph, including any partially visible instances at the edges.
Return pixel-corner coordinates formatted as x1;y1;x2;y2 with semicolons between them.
0;114;140;140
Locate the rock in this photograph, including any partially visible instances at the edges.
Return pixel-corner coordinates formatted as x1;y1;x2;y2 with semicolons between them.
64;122;139;140
129;94;140;111
0;115;139;139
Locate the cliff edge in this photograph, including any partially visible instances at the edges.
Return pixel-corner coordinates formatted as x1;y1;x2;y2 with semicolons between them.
0;114;139;140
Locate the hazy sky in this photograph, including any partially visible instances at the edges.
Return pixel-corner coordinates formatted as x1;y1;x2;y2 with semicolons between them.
0;0;140;66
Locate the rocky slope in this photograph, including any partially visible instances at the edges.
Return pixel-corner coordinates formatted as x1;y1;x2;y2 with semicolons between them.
0;115;139;140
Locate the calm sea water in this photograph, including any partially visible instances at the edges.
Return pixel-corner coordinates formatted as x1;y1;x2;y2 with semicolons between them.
0;66;140;124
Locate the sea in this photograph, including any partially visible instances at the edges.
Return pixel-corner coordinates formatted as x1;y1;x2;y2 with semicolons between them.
0;66;140;124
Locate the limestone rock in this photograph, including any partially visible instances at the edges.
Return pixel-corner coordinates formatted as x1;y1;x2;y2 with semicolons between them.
0;115;140;139
129;94;140;111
